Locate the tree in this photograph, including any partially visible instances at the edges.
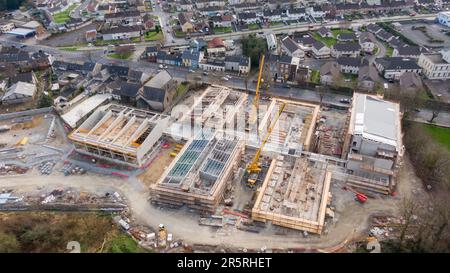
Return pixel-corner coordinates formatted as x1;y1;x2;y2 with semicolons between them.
155;25;161;33
38;93;53;108
241;34;267;69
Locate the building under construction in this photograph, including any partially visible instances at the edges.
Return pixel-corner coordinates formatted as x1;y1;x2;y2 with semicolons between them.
254;98;320;155
69;104;169;167
252;155;333;234
150;131;245;212
169;85;247;140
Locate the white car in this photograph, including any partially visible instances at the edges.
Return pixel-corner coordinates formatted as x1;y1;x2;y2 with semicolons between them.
222;76;229;81
159;64;164;69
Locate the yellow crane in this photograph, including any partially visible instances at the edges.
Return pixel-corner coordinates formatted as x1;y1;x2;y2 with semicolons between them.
253;54;265;110
246;102;286;187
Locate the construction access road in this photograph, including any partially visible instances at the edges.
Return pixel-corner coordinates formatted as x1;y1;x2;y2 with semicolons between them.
0;156;426;251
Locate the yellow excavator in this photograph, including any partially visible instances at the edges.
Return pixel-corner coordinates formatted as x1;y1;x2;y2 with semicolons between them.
246;54;286;188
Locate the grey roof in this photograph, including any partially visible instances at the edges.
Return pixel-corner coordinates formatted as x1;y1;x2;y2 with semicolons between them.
395;46;422;56
358;65;378;82
157;51;181;62
145;70;172;90
104;10;140;19
388;38;407;49
312;41;326;50
337;56;364;67
118;82;141;98
337;32;357;41
353;94;400;147
376;30;394;41
320;61;340;76
375;57;421;70
181;49;201;61
102;25;142;35
333;43;361;52
9;72;33;84
106;65;129;77
294;35;316;45
238;12;257;20
366;24;382;34
3;81;36;99
316;26;330;36
281;36;300;53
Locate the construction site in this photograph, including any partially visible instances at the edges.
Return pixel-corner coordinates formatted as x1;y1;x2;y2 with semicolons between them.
150;131;245;213
68;104;170;167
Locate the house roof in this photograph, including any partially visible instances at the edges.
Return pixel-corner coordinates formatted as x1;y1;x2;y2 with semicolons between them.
333;43;361;52
281;36;300;53
399;72;423;90
358;65;379;82
157;51;181;62
118;82;141;98
316;26;330;36
337;56;364;67
3;81;36;98
337;32;357;41
238;12;257;20
104;10;140;19
312;41;326;51
9;72;33;84
376;30;394;41
145;70;172;90
178;13;190;25
320;61;340;77
207;37;225;48
102;25;142;35
396;46;423;56
181;49;201;61
375;57;421;70
294;34;316;45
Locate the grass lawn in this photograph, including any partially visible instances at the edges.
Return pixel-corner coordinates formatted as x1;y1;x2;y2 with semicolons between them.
312;32;337;47
104;233;150;253
108;52;133;60
248;23;260;30
175;82;188;98
94;39;129;46
269;22;284;28
331;28;354;36
53;4;78;24
144;30;163;41
423;124;450;151
213;26;232;33
174;30;186;38
385;44;394;57
59;47;77;51
310;70;320;83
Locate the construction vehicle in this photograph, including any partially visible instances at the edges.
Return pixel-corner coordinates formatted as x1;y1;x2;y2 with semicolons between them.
343;186;368;203
246;102;286;188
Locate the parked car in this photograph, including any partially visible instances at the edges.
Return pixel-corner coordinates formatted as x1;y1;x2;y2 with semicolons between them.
203;71;209;76
222;76;229;81
340;98;351;104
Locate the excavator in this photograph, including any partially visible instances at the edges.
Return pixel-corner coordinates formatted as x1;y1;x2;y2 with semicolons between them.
245;54;286;189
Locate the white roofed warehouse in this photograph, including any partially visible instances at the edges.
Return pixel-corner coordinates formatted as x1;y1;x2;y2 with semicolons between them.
344;93;403;195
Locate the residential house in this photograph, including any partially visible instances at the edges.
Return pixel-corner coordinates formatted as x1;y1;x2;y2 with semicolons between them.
306;6;326;18
232;2;263;12
1;81;37;105
320;62;340;85
207;38;226;56
137;70;175;112
366;23;382;34
198;6;226;16
392;46;425;59
375;30;395;42
156;51;182;66
190;39;207;52
0;21;15;33
287;7;306;20
113;82;141;105
331;43;361;58
143;46;158;62
211;15;234;28
374;57;422;80
224;55;251;74
359;32;375;54
311;41;331;59
337;57;367;75
178;0;194;11
142;14;156;31
263;9;283;22
178;13;194;33
128;70;150;84
199;60;226;72
195;0;225;9
399;72;424;93
102;26;142;41
181;49;204;69
238;12;259;24
388;38;407;49
9;71;38;85
294;35;316;52
266;54;300;82
104;10;141;25
281;36;305;59
337;32;358;42
357;65;379;91
316;26;332;38
417;50;450;80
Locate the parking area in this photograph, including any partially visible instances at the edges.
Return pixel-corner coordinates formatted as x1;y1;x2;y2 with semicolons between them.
397;21;450;48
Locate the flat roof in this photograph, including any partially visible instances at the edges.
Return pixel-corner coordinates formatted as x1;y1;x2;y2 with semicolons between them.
6;28;35;36
61;94;111;128
352;93;401;148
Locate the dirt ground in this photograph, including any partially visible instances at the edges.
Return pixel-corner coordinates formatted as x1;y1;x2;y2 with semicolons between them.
137;140;179;188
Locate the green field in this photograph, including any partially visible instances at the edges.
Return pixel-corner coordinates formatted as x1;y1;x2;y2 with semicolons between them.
213;26;232;34
53;4;78;24
269;22;284;28
175;82;188;98
144;30;163;41
423;124;450;151
385;43;394;57
248;23;260;30
59;47;77;51
108;52;133;60
312;32;336;47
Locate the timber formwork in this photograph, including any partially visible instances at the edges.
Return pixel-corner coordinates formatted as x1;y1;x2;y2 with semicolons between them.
252;155;332;234
150;133;245;213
